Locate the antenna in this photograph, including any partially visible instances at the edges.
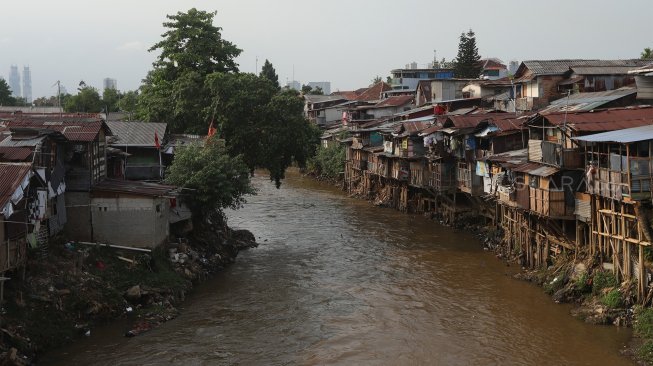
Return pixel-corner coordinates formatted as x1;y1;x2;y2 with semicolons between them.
255;56;258;73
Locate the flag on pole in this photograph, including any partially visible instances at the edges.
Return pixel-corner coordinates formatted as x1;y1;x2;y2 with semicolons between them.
154;131;161;149
208;120;217;137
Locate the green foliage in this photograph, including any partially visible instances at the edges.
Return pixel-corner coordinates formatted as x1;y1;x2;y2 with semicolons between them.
301;84;324;95
637;340;653;364
118;90;139;120
601;289;623;308
642;47;653;60
0;78;16;105
138;8;241;132
259;59;280;89
454;29;482;78
574;272;591;293
635;307;653;338
164;137;255;215
102;87;121;112
64;86;103;112
543;275;566;295
206;73;320;187
307;143;346;180
371;76;382;85
592;271;618;295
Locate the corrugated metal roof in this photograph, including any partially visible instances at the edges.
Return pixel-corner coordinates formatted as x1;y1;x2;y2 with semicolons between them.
570;66;640;75
519;59;650;76
356;82;393;102
373;95;414;108
511;162;559;177
92;179;176;197
4;118;111;142
573;124;653;143
0;163;32;213
538;88;637;114
107;121;167;147
0;147;33;161
540;107;653;132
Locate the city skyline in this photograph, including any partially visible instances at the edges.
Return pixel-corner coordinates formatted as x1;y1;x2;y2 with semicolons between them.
0;0;651;99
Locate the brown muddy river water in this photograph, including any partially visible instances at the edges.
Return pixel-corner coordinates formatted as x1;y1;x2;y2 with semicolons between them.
46;171;633;365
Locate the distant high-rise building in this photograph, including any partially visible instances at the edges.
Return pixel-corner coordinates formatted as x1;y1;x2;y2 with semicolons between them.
307;81;331;95
22;66;32;103
8;65;20;98
286;80;301;91
103;78;117;90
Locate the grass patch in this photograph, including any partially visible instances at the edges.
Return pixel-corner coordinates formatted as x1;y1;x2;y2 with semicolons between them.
601;289;623;308
544;275;566;295
592;271;618;295
574;272;591;293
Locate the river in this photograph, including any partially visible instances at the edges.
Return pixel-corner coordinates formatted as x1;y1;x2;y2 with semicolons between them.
45;171;633;365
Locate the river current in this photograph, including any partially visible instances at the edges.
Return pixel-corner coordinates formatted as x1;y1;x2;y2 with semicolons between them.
46;171;633;365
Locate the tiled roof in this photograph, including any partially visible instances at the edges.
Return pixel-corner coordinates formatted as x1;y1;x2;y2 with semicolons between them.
0;163;32;214
539;106;653;132
107;121;167;147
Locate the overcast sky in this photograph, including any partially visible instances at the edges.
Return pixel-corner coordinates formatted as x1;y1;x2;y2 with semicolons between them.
1;0;651;98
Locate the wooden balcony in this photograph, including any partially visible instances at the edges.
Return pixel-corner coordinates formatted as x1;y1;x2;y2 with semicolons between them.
457;162;483;196
410;169;425;187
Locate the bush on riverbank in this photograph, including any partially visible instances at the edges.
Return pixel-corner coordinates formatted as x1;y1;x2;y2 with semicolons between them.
306;143;346;180
635;307;653;363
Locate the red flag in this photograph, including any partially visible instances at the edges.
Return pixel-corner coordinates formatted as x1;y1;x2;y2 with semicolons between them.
208;120;217;137
154;131;161;149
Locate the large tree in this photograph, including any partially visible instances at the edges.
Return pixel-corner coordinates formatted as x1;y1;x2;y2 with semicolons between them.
118;90;139;121
642;47;653;60
138;8;241;132
259;59;280;89
206;73;320;186
102;87;121;112
454;29;482;78
0;78;16;105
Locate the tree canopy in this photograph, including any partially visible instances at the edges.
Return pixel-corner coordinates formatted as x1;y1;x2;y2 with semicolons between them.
140;8;321;190
0;79;16;105
454;29;482;78
138;8;242;133
642;47;653;60
165;137;255;215
64;86;102;112
259;59;280;89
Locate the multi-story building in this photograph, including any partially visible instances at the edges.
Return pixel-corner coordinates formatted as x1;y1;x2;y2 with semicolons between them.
103;77;117;90
8;65;20;98
307;81;331;95
22;66;32;103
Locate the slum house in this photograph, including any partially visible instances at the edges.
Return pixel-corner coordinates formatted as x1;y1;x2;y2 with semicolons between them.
462;78;516;112
573;124;653;301
0;127;68;239
89;180;180;249
344;95;414;130
106;121;168;181
478;58;508;80
346;120;394;196
390;66;454;90
512;59;650;111
2;115;113;242
303;94;349;127
0;163;33;278
498;107;653;269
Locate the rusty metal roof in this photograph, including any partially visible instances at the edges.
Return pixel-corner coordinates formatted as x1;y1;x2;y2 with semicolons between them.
373;95;414;108
0;147;33;162
511;162;560;177
3;117;111;142
538;88;637;114
518;59;650;76
481;149;528;167
356;82;393;102
0;163;32;214
540;106;653;132
92;179;176;197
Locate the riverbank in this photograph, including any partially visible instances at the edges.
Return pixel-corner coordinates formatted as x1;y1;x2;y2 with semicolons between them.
323;172;652;365
0;211;256;365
